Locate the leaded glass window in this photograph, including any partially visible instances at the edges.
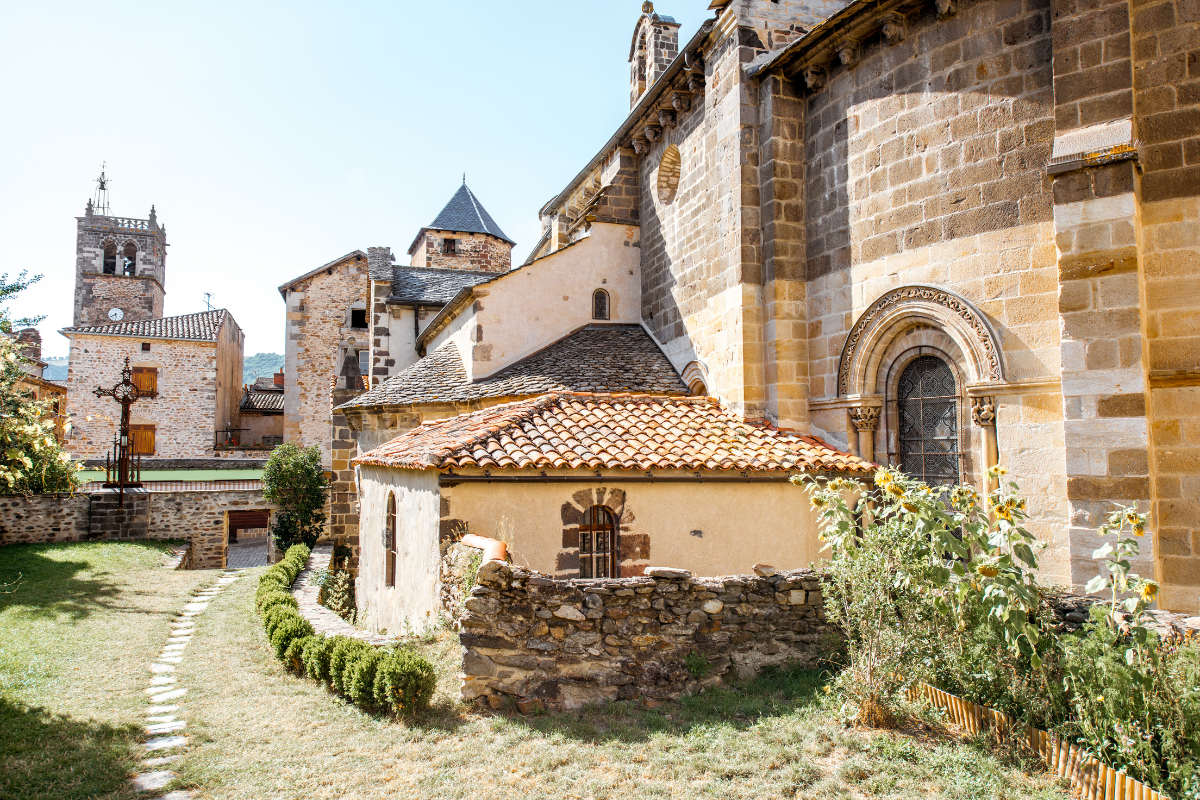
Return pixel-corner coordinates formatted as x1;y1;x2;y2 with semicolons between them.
578;506;617;578
897;356;961;487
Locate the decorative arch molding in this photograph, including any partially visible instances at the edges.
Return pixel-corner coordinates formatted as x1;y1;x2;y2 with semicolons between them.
838;285;1005;397
681;360;708;395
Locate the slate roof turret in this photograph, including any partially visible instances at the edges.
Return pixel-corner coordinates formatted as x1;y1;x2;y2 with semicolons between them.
408;182;514;254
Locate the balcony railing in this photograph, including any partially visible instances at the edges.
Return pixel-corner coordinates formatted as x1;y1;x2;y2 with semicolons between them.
215;430;283;450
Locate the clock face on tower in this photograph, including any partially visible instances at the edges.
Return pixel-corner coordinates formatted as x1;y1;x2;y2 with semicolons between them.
108;308;124;322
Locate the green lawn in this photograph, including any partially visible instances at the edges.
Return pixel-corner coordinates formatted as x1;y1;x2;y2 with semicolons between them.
0;544;1073;800
0;541;208;800
172;566;1071;800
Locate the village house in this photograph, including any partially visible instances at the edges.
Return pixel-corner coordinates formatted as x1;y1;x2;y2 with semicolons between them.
12;328;67;443
353;392;870;632
338;0;1200;619
235;370;285;451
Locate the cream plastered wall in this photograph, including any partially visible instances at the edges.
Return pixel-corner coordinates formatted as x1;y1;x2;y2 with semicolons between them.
440;469;828;578
378;304;430;379
65;334;222;458
425;222;641;382
356;465;442;635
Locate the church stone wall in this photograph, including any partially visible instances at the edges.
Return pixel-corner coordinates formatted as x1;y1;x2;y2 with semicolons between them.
66;334;223;459
282;254;368;465
639;29;769;420
73;214;167;327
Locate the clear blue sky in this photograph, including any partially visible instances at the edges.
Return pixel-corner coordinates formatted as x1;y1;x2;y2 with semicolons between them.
1;1;712;359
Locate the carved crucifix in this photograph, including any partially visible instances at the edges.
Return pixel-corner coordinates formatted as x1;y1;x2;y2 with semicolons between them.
93;356;157;504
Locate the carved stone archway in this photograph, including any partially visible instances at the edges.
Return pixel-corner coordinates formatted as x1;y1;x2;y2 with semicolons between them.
838;285;1005;398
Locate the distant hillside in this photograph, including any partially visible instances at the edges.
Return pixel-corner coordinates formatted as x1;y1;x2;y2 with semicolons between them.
244;352;283;385
43;357;69;381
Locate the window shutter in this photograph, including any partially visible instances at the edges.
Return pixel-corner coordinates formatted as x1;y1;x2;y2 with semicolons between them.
131;367;158;395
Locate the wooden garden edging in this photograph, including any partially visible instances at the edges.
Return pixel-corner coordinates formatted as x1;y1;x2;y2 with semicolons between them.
915;683;1169;800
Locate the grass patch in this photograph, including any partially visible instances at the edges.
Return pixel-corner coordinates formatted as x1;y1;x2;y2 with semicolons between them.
176;567;1071;800
0;540;209;800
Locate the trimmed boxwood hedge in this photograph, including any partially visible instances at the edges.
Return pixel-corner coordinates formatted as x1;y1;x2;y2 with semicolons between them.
253;543;436;718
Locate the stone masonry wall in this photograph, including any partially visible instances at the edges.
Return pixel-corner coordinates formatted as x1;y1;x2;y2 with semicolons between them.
74;213;167;328
282;253;368;465
74;275;165;330
0;493;91;544
412;232;511;274
455;555;836;712
0;488;274;570
66;334;223;459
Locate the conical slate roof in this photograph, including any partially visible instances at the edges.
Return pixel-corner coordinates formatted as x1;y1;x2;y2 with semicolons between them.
426;183;514;244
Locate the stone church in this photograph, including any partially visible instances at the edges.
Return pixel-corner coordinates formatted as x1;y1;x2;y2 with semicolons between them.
290;0;1198;614
61;201;246;460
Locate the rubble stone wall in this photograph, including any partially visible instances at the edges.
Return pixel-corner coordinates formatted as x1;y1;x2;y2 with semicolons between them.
456;556;837;712
411;231;511;274
0;493;91;544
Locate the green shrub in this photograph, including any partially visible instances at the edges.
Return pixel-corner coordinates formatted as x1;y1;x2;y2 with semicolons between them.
302;635;337;684
345;648;384;707
284;634;314;674
263;605;298;641
270;613;315;660
685;651;711;679
328;636;367;692
373;648;437;715
257;591;298;616
263;443;329;551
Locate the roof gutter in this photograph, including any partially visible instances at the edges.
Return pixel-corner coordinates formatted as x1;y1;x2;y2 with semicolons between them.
539;19;716;218
438;469;859;486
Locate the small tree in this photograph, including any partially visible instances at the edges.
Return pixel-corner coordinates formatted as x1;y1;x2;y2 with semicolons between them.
0;271;81;494
262;441;329;550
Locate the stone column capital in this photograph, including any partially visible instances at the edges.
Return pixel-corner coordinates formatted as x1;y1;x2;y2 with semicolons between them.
971;396;997;427
849;406;880;431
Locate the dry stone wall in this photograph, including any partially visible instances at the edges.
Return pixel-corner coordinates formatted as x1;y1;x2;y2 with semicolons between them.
454;554;837;712
0;488;274;570
412;231;511;273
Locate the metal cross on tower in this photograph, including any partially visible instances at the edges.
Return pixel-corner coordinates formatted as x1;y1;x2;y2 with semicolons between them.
93;357;157;504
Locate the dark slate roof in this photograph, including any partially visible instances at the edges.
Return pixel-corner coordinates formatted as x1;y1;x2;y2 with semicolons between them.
251;376;282;391
426;183;514;244
338;325;687;410
390;266;496;305
63;310;227;342
241;388;284;413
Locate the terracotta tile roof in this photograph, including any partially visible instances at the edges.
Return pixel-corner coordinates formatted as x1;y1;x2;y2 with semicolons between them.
337;325;687;410
62;310;227;342
354;392;872;474
389;266;495;305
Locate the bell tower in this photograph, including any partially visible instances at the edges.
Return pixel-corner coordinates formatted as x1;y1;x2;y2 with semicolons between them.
628;2;680;108
72;168;168;328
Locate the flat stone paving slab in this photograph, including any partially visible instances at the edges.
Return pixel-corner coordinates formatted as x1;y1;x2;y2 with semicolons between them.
131;770;174;791
292;545;396;646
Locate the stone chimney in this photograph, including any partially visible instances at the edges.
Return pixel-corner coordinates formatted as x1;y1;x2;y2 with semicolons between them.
366;246;395;282
629;3;681;108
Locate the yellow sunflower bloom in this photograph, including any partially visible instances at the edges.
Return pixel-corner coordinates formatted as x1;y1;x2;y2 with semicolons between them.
1139;581;1159;602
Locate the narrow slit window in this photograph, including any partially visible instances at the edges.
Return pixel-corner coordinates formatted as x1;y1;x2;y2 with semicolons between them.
350;308;367;329
578;506;617;579
358;349;370;380
593;289;610;321
385;492;397;587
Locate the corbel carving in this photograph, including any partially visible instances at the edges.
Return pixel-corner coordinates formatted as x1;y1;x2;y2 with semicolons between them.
643;123;663;143
849;406;880;431
671;90;693;112
657;108;677;129
687;72;705;93
803;66;826;91
936;0;957;19
836;40;859;67
970;397;997;427
882;13;907;45
631;137;650;155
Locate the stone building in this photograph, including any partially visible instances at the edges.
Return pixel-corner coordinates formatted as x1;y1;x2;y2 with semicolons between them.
236;371;285;450
72;201;167;329
328;0;1199;614
12;328;67;443
62;310;245;459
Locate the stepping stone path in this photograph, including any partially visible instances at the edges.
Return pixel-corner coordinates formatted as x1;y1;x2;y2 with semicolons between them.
128;568;244;799
292;544;395;645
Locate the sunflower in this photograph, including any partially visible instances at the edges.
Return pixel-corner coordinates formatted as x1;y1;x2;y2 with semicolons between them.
886;483;906;499
811;495;829;510
976;563;999;578
901;502;920;513
875;470;893;489
1133;524;1146;537
1139;581;1159;602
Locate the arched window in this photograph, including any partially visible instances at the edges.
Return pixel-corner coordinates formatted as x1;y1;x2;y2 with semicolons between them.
897;355;961;487
122;242;137;276
579;506;617;578
657;145;681;204
102;241;117;274
593;289;610;321
384;492;397;587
